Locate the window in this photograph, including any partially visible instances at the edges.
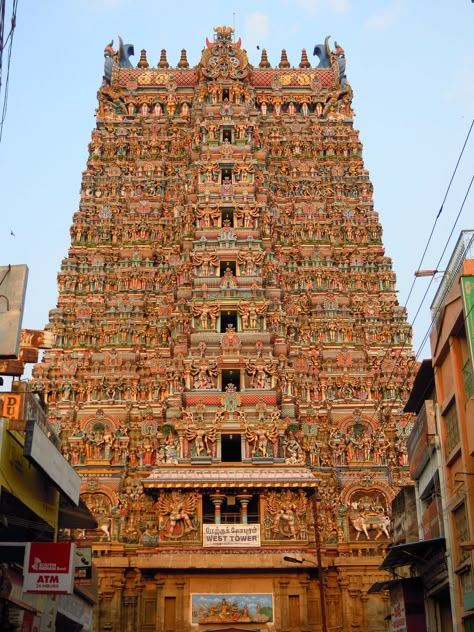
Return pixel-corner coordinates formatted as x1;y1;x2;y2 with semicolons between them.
444;402;460;455
221;168;232;183
453;502;470;565
220;310;238;332
463;358;474;400
222;368;240;391
221;433;242;462
220;260;236;276
222;128;233;143
221;208;234;226
202;493;260;523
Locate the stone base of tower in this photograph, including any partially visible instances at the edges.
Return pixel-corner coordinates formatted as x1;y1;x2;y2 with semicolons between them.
93;550;391;631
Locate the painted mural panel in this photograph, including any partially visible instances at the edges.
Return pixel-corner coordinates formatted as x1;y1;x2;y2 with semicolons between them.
191;593;273;624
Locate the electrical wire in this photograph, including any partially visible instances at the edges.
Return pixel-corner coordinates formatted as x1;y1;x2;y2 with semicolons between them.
403;119;474;309
364;130;474;429
0;0;19;144
412;177;474;347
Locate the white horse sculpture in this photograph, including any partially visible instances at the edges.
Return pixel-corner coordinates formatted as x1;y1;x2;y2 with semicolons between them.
351;513;391;540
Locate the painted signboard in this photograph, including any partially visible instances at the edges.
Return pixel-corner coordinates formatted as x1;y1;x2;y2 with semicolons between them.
23;542;75;594
191;593;273;624
461;276;474;366
203;523;260;547
391;583;407;632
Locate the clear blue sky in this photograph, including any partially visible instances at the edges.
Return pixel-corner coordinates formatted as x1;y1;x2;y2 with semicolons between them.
1;0;473;368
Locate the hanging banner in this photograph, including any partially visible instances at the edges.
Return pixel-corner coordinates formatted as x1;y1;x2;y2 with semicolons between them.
203;524;260;547
23;542;75;594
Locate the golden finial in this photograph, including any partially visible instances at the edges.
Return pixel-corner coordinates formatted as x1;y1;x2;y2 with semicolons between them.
158;49;169;69
279;49;290;68
299;48;310;68
177;49;189;68
259;48;271;68
137;49;149;68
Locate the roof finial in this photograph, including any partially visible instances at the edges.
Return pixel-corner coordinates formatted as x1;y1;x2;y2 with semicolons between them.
299;48;310;68
137;49;149;68
259;48;271;68
177;49;189;68
279;49;290;69
158;49;169;69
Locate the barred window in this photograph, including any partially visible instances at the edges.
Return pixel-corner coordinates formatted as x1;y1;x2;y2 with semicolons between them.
453;502;470;565
444;402;460;455
463;358;474;401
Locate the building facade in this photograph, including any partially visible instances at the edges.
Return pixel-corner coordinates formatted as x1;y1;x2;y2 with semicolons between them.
381;231;474;632
31;28;415;631
430;233;474;631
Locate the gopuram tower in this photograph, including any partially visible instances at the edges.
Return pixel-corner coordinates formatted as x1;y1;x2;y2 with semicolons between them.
31;28;415;632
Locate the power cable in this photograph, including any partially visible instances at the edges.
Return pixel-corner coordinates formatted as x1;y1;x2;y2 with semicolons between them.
0;0;19;144
381;226;474;420
363;126;474;428
412;176;474;344
403;119;474;309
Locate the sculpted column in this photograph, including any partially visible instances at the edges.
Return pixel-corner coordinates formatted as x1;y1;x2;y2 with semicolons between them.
154;577;165;632
299;578;311;632
237;494;253;523
123;569;143;632
210;494;226;523
276;578;290;632
176;580;186;631
97;570;125;632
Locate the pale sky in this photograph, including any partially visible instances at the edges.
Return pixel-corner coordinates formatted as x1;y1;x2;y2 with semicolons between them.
1;0;473;375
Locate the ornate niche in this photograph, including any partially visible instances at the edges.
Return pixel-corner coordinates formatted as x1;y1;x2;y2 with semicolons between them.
156;490;201;543
344;487;392;542
263;489;310;542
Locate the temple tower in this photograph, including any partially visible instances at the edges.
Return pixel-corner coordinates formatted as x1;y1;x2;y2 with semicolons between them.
32;28;414;631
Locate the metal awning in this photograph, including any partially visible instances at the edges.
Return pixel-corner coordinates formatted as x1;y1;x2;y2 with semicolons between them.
143;466;320;489
368;576;424;594
58;496;98;530
368;578;402;593
379;537;445;570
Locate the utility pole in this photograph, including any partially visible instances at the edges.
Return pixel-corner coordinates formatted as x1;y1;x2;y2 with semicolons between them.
311;491;328;632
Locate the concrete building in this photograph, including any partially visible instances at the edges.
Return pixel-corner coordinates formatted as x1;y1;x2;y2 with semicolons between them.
0;382;97;631
379;230;474;632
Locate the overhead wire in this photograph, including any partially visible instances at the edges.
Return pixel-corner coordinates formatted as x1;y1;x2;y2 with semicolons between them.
412;176;474;355
364;125;474;429
0;0;19;144
403;119;474;309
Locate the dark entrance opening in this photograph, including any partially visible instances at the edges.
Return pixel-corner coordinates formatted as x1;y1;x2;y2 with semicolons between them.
221;434;242;462
220;310;238;332
220;261;236;276
222;368;240;391
221;168;232;183
221;208;234;226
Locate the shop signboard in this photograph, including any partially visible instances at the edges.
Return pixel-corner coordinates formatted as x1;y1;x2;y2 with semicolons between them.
23;542;75;594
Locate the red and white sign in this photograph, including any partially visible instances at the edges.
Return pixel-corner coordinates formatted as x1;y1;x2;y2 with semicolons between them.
23;542;75;594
